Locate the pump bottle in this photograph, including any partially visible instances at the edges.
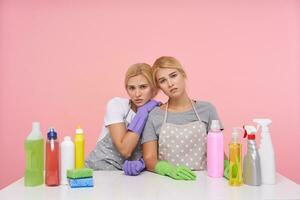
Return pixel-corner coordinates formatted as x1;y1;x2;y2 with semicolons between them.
228;128;243;186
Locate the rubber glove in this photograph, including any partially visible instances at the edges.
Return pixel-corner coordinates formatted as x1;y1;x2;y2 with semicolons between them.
123;159;145;176
224;159;230;179
154;161;196;181
127;100;160;136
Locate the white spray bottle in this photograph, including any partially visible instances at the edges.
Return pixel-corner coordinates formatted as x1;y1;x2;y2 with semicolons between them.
253;118;276;184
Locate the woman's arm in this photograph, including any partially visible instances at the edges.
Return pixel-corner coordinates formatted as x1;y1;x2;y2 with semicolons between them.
142;140;158;172
108;123;140;159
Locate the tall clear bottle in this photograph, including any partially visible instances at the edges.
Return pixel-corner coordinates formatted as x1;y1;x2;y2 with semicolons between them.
207;120;224;177
24;122;44;186
228;128;243;186
46;128;60;186
75;126;85;169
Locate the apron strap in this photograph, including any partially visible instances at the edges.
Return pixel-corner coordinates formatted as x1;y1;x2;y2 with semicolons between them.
190;100;202;122
163;102;169;123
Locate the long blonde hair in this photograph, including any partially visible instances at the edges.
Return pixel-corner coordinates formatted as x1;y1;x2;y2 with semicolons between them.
124;63;157;95
152;56;187;87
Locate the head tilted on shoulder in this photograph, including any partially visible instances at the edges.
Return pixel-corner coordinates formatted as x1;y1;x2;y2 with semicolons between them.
124;63;158;108
152;56;188;99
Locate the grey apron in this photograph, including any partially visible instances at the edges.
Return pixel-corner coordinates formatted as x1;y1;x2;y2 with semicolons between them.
85;101;142;170
158;100;207;170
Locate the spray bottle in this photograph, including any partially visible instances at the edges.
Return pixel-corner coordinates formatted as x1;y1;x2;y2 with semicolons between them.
24;122;44;186
46;128;60;186
75;126;85;169
207;120;224;178
243;125;261;186
253;118;276;184
228;127;243;186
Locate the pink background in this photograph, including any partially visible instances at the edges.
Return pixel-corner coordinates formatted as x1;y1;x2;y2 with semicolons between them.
0;1;299;189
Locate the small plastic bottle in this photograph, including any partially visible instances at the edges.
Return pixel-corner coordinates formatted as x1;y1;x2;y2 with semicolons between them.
24;122;44;186
207;120;224;178
75;126;85;169
46;128;60;186
60;136;74;185
229;128;243;186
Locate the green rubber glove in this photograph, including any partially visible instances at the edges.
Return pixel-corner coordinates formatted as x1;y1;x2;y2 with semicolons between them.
154;161;196;181
224;159;230;180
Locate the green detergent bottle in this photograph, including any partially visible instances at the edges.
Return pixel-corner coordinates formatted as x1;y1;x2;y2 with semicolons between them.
24;122;44;186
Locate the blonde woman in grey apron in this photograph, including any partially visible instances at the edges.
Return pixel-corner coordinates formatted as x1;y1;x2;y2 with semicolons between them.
85;63;159;176
142;56;223;180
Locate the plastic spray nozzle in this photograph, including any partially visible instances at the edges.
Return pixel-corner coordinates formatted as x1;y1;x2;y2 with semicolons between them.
243;125;257;140
253;119;272;132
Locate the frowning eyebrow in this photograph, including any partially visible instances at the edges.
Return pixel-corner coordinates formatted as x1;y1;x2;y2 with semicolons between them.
157;70;177;81
127;83;149;87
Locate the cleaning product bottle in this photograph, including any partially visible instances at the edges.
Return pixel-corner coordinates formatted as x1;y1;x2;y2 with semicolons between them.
24;122;44;186
243;125;261;186
60;136;74;185
46;128;60;186
207;120;224;178
75;126;85;169
228;127;243;186
254;118;276;184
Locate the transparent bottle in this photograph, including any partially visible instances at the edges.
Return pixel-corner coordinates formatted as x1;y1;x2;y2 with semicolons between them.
229;128;243;186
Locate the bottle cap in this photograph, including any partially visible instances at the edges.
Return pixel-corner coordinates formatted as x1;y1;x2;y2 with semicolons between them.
64;136;71;141
32;122;40;130
210;120;221;132
76;126;83;134
47;128;57;140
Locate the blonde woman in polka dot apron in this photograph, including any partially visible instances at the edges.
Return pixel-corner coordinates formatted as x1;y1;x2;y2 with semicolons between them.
142;56;223;180
85;63;159;176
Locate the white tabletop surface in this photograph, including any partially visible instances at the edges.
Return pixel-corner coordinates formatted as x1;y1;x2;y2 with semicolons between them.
1;171;300;200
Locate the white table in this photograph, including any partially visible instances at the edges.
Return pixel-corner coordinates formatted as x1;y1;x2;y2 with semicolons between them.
1;171;300;200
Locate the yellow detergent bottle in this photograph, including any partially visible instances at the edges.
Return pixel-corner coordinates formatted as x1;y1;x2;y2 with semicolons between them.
75;126;85;169
229;127;243;186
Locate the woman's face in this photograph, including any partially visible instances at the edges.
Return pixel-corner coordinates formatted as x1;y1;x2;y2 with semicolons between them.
126;74;153;107
156;68;186;98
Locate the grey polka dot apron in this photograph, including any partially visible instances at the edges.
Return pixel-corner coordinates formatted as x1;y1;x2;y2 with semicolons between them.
158;101;207;170
85;102;142;170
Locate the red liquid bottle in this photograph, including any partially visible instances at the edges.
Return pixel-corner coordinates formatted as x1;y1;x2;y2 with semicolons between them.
46;128;60;186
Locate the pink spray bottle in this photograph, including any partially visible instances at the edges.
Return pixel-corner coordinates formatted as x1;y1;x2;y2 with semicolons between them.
207;120;224;177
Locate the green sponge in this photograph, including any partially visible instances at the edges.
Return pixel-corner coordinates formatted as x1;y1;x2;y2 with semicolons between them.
67;168;93;179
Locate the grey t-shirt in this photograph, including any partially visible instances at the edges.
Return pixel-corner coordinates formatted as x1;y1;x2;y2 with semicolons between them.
141;101;223;144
